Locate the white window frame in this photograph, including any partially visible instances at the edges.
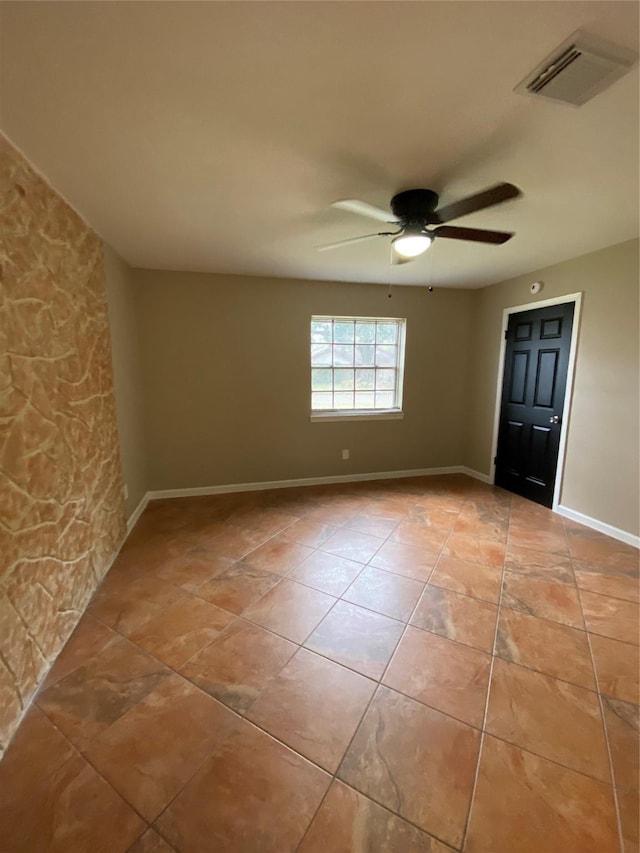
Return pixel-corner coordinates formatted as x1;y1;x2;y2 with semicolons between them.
310;315;407;423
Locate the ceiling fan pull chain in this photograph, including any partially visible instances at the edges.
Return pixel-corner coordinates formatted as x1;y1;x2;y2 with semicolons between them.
427;239;435;293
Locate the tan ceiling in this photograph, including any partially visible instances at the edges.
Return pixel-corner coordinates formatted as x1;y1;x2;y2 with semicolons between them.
1;1;638;288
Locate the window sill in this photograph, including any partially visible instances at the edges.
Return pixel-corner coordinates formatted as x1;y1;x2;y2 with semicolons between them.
310;410;404;423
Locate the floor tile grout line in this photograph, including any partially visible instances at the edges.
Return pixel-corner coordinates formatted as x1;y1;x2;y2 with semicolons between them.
130;560;425;682
241;517;406;643
459;505;511;851
123;496;459;596
177;615;301;674
188;496;361;566
295;523;449;852
83;606;300;696
90;493;606;673
298;528;460;849
124;517;637;653
128;537;436;823
225;516;439;650
147;698;248;840
297;765;462;853
278;561;368;599
404;620;494;655
463;726;619;787
579;626;640;648
52;606;622;791
372;528;444;688
293;643;384;683
167;605;626;785
293;777;463;853
22;480;631;851
82;574;419;734
241;579;337;642
568;558;640;605
365;559;439;583
222;507;401;630
576;583;640;607
98;521;404;836
38;665;621;847
130;492;508;665
426;576;503;605
461;513;637;847
566;630;640;651
27;701;158;832
501;565;579;589
33;630;263;837
312;513;500;853
498;587;588;633
189;560;331;645
125;827;153;852
295;671;422;845
37;623;123;693
127;826;177;853
570;583;640;606
288;516;415;655
575;583;626;853
337;563;426;618
406;619;602;696
424;568;607;639
0;708;107;806
485;649;599;695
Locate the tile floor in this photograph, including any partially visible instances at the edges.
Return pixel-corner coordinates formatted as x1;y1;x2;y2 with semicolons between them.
1;474;638;852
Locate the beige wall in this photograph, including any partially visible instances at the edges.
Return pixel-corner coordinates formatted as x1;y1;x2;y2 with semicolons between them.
0;136;126;752
465;238;639;536
103;245;148;516
134;270;475;490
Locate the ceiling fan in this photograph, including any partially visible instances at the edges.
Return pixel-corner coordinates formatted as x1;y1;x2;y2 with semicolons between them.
317;182;522;262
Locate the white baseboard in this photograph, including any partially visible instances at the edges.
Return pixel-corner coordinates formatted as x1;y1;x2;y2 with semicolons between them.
126;492;150;534
134;470;638;550
459;466;493;485
555;505;639;549
145;466;471;501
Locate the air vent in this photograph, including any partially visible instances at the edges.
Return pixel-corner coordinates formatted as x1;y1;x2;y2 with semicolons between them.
515;31;637;106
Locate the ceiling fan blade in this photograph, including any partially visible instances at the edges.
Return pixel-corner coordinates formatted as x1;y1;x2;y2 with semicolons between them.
433;225;514;244
331;198;399;224
316;232;389;252
434;183;521;223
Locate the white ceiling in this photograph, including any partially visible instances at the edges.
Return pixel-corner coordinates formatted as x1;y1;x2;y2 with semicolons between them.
1;1;638;288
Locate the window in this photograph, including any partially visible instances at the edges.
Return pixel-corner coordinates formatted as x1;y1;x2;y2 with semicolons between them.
310;316;406;419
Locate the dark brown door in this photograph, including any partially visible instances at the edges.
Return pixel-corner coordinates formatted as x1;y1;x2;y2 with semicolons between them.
495;302;574;508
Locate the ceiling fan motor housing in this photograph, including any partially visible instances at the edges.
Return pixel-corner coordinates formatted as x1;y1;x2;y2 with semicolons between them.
390;189;439;225
320;182;518;252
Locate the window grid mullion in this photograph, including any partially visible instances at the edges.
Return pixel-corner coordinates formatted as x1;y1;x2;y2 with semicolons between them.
332;318;335;408
312;316;404;413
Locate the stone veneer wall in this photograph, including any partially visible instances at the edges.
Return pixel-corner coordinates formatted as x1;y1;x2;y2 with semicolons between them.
0;136;126;753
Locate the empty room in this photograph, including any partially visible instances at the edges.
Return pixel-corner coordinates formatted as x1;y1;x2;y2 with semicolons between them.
1;2;639;852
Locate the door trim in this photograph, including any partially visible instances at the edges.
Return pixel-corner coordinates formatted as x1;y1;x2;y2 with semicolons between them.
489;292;583;510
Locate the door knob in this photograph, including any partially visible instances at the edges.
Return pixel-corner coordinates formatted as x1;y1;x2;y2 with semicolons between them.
549;415;561;424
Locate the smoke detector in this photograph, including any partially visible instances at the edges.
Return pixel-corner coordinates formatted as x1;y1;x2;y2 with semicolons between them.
515;31;637;107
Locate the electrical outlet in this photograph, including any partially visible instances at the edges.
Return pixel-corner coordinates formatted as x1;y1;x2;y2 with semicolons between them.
342;449;349;460
123;484;129;500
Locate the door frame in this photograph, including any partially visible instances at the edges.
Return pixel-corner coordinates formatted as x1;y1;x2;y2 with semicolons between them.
489;292;583;510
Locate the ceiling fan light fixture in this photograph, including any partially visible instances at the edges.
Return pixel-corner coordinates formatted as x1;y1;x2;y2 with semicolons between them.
393;232;433;258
